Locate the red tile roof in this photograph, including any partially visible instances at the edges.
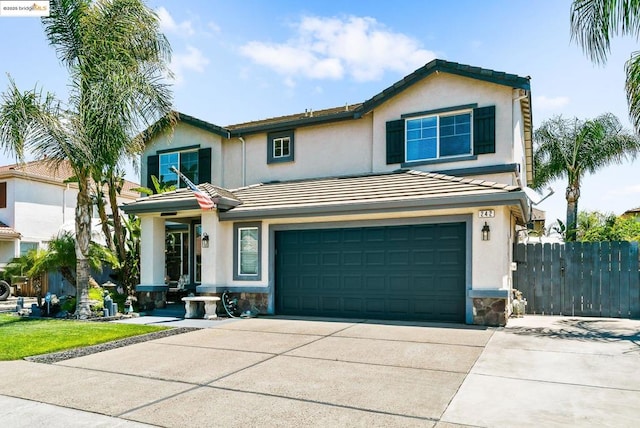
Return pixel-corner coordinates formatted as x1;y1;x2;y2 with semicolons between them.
0;221;20;239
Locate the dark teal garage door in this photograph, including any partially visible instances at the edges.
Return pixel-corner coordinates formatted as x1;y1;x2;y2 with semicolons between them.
275;222;466;322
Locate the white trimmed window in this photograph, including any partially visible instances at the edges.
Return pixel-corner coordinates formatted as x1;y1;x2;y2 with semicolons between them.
406;111;472;162
234;222;261;280
273;137;291;158
267;130;294;164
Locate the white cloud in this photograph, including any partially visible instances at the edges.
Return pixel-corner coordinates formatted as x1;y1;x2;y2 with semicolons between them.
240;15;435;83
169;46;209;84
534;95;570;111
156;6;195;37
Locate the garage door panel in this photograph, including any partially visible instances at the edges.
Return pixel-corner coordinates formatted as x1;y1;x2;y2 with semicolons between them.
343;251;363;266
343;229;363;242
322;276;340;290
365;299;385;313
413;225;436;240
299;252;319;266
414;249;435;265
388;275;410;291
321;252;340;265
322;230;340;243
301;296;320;311
300;275;319;290
388;299;410;314
365;276;385;290
301;231;320;245
281;296;300;311
388;250;410;265
364;228;385;242
281;252;299;266
322;296;340;312
343;275;363;290
364;250;385;266
276;223;466;322
387;227;410;241
343;298;363;313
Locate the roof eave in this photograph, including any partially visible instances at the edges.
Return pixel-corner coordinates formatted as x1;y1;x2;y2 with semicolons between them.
219;191;530;222
359;59;531;116
229;110;356;136
120;197;240;215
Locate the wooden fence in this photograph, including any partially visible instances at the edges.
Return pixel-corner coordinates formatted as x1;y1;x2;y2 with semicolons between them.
12;274;49;297
513;242;640;318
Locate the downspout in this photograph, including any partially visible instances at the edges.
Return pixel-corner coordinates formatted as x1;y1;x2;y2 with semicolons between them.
62;183;70;223
238;136;246;187
512;89;529;187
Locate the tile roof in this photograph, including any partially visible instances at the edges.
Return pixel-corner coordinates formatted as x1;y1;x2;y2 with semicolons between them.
121;169;527;218
0;159;75;182
623;206;640;216
121;183;241;213
228;170;520;216
162;59;531;137
225;104;363;133
0;159;139;200
0;221;20;239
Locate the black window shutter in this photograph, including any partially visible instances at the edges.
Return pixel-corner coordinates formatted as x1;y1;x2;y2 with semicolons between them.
473;106;496;154
386;119;405;164
146;155;159;190
198;148;212;184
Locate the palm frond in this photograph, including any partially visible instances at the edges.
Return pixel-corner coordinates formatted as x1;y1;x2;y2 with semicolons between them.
625;51;640;131
570;0;640;64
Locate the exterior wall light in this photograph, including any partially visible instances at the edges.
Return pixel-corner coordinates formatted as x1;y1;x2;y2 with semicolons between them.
481;222;490;241
202;232;210;248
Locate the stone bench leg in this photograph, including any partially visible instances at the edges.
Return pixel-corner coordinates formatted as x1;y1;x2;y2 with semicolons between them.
203;301;218;320
184;301;199;319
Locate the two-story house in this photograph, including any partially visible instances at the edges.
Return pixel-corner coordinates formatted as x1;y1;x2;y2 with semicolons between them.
123;59;534;326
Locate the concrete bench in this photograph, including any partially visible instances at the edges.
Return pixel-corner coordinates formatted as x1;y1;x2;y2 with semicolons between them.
181;296;220;320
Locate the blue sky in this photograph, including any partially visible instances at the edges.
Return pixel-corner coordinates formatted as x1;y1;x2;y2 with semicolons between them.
0;0;638;226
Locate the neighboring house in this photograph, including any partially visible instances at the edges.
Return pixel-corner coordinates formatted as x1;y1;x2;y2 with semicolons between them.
529;207;546;233
123;59;535;326
0;159;139;293
622;206;640;220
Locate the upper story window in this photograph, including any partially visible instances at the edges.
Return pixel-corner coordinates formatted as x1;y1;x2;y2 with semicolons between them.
406;111;472;162
159;150;199;188
268;130;295;164
147;147;211;192
386;105;496;166
273;136;291;158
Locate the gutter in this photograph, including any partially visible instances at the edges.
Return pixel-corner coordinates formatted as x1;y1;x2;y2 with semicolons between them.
219;191;530;223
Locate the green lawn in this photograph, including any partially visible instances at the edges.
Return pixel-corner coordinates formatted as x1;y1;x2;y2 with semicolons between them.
0;313;168;361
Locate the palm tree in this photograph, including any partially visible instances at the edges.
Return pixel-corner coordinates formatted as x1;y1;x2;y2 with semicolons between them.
533;113;640;240
131;174;177;196
0;0;172;318
571;0;640;132
6;234;119;290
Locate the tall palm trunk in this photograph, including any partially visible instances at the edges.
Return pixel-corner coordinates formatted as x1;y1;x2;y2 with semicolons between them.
565;184;580;241
95;187;115;252
75;179;93;318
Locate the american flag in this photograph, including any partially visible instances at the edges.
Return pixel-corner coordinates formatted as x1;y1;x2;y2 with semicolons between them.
170;166;217;210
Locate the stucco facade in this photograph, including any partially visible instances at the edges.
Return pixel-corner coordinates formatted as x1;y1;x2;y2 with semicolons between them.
127;59;534;326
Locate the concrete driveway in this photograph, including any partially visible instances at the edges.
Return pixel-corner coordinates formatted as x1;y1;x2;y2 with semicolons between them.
1;315;639;427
